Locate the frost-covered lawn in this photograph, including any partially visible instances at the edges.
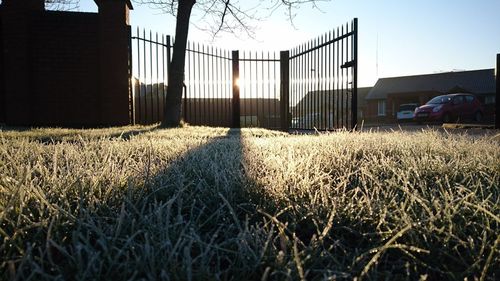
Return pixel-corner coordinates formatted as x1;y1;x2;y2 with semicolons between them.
1;126;498;280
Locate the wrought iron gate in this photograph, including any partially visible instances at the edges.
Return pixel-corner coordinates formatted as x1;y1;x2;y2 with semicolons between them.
130;18;358;130
289;19;358;130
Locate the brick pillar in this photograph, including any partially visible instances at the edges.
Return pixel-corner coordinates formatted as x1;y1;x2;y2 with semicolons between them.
95;0;133;126
0;0;44;125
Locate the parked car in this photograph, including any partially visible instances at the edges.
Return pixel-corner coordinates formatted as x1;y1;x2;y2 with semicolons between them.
414;93;483;123
396;103;419;121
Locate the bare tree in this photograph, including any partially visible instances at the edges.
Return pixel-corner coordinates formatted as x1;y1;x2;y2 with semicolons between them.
45;0;79;10
135;0;328;127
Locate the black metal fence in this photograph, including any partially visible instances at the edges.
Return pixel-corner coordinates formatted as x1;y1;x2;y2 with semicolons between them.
235;50;282;129
130;18;358;130
131;28;171;125
184;42;233;127
290;19;358;130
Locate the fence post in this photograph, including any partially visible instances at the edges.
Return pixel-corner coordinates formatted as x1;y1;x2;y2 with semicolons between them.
128;25;134;125
232;50;240;128
166;35;172;81
352;18;358;130
280;51;290;132
496;53;499;129
0;12;4;124
96;0;134;125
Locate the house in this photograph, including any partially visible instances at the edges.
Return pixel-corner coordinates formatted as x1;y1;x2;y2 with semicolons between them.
365;69;496;123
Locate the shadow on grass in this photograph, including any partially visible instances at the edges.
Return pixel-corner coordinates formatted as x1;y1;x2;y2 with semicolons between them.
10;128;267;280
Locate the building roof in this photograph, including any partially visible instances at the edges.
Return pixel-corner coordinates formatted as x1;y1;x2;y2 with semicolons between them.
294;87;372;110
366;69;495;100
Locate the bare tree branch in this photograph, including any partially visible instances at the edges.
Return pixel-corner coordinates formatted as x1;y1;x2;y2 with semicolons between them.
45;0;79;11
133;0;329;39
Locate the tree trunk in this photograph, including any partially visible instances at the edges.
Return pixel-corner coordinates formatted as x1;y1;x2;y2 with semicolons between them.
162;0;195;127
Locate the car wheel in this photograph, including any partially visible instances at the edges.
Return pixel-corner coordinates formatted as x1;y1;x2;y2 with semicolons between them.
474;111;483;123
442;113;451;123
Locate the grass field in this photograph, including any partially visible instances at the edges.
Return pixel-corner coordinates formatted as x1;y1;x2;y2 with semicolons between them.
0;126;498;280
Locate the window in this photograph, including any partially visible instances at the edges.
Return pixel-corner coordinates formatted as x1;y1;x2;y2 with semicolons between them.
465;95;474;103
453;96;464;105
485;95;496;105
377;100;386;116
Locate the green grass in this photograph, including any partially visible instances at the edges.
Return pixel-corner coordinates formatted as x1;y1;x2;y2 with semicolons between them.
0;126;498;280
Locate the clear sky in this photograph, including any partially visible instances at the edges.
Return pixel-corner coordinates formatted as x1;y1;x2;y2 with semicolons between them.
54;0;500;87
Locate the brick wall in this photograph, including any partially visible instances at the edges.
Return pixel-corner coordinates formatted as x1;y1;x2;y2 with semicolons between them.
0;11;4;123
0;0;133;127
31;11;100;126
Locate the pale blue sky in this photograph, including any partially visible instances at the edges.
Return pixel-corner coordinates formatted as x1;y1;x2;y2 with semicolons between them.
45;0;500;86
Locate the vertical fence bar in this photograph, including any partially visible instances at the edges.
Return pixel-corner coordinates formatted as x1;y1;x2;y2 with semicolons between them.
345;22;350;129
276;52;280;128
232;50;240;128
302;43;306;129
280;51;290;131
197;43;201;125
143;29;148;124
240;52;245;127
201;44;205;125
149;30;154;123
306;41;310;129
166;35;171;80
340;25;344;128
225;50;229;125
136;27;141;124
267;51;271;128
254;52;258;127
186;41;191;123
166;35;171;123
352;18;358;130
261;52;264;128
321;34;325;129
210;46;214;126
328;30;332;129
193;43;198;125
248;52;252;127
155;32;159;123
254;52;257;127
315;37;320;129
215;47;219;125
161;35;165;121
290;50;294;129
228;50;232;126
496;53;499;129
246;52;250;127
336;27;340;128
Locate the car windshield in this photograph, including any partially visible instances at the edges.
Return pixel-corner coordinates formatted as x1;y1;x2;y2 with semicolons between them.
427;96;452;105
399;104;417;111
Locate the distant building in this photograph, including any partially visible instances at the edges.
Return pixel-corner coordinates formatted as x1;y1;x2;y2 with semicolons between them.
291;87;372;129
365;69;496;123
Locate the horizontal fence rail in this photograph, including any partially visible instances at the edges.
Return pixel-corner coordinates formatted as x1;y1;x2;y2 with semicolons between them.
129;18;358;130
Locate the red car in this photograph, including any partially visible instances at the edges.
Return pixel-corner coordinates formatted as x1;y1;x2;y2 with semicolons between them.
414;93;484;123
